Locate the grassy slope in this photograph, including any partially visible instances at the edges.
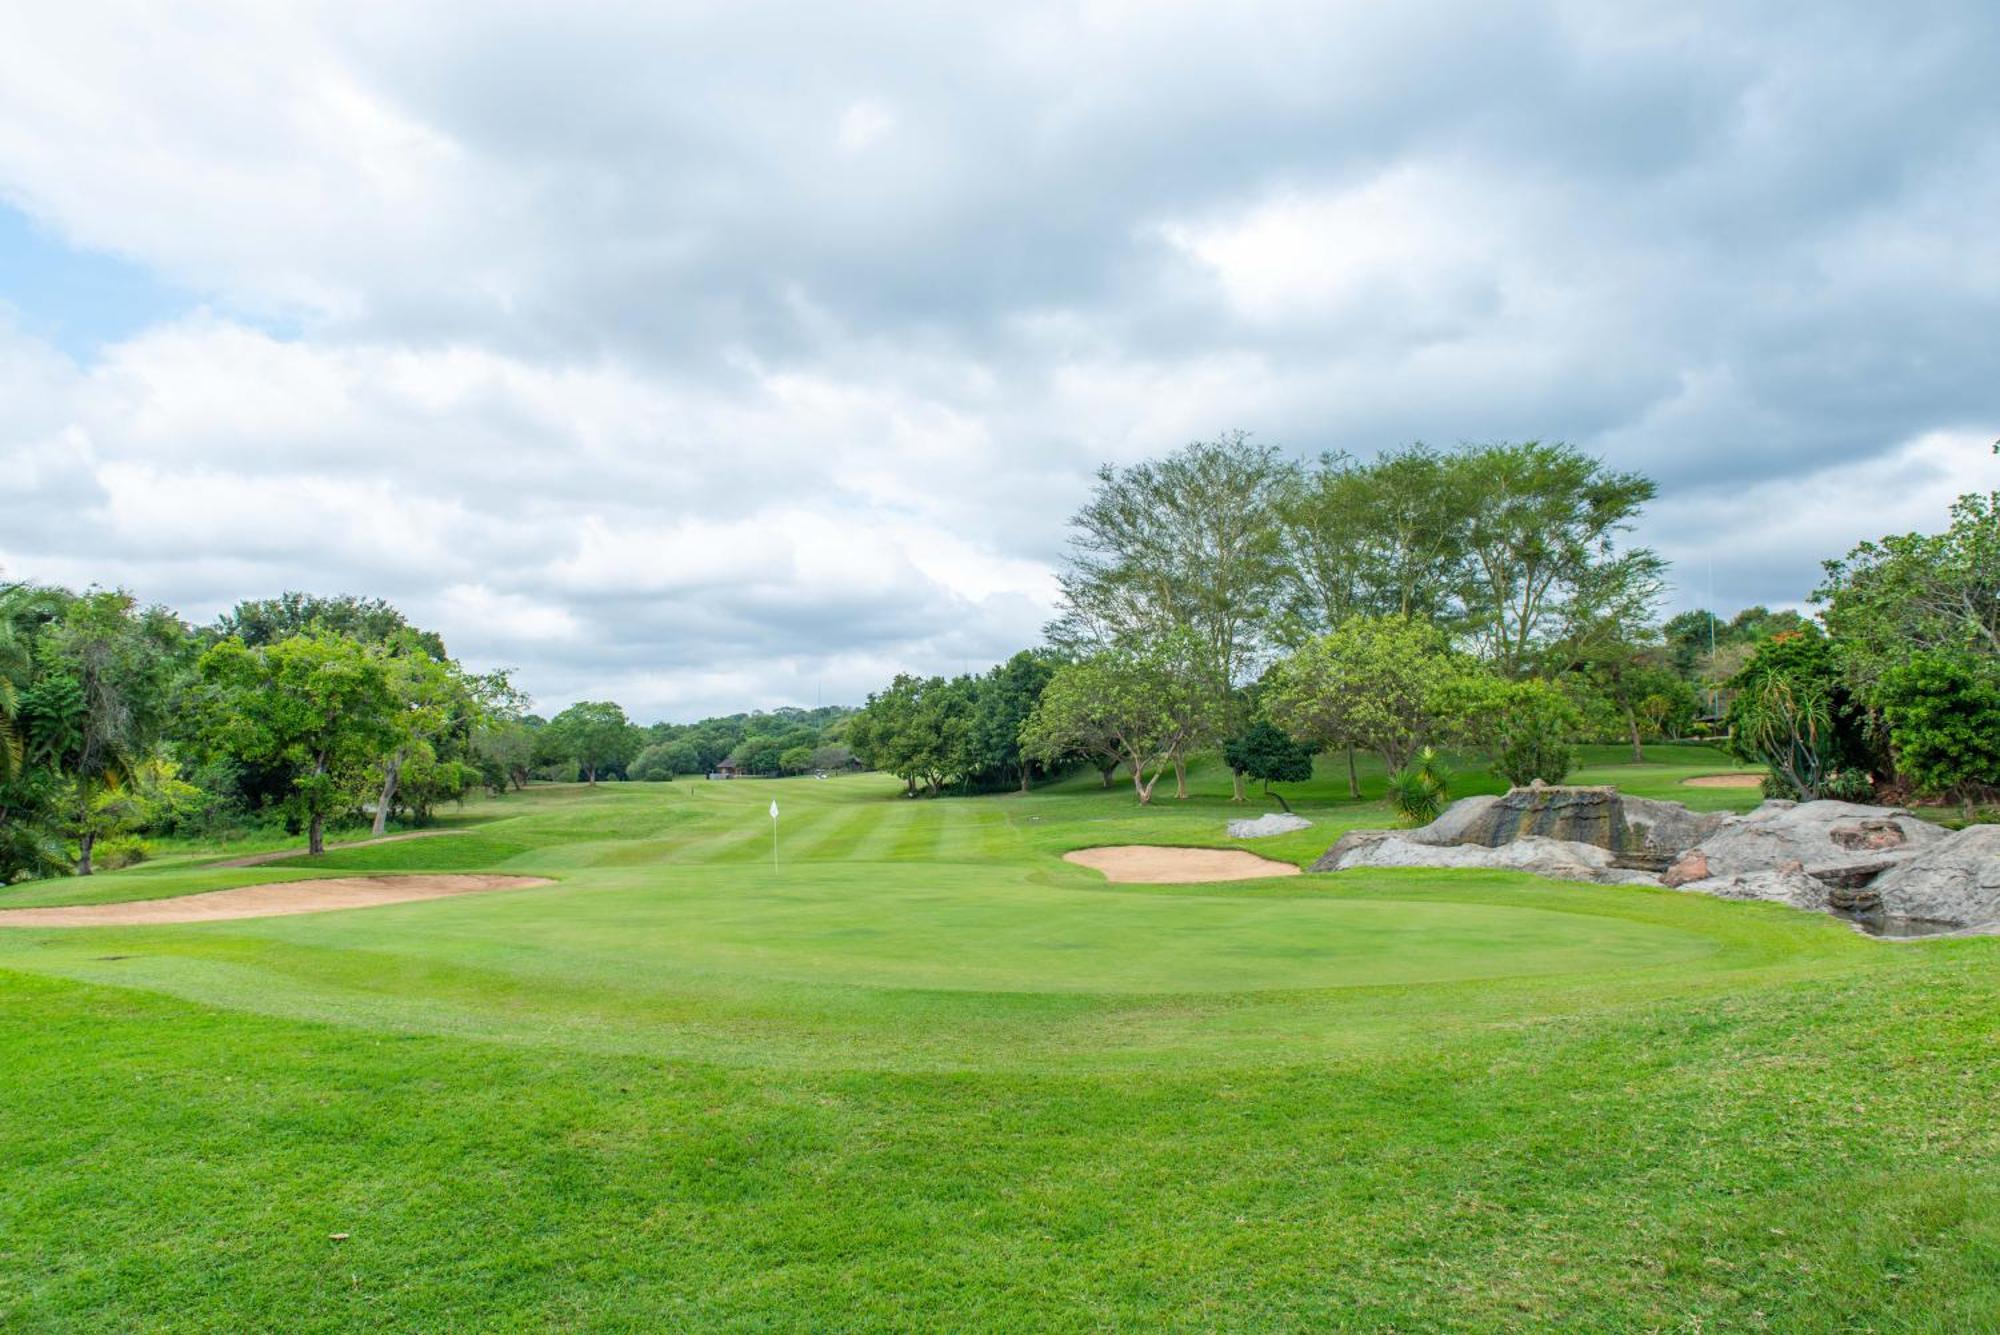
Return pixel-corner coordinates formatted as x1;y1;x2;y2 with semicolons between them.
2;748;1996;1330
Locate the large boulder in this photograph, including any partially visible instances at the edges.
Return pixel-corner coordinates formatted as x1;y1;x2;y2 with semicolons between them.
1387;785;1725;870
1326;834;1659;886
1867;824;2000;927
1685;801;1945;888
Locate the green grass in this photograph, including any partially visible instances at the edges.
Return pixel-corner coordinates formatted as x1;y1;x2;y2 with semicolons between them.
2;749;1995;1330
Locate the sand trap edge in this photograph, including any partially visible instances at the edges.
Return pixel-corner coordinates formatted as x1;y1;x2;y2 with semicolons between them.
0;874;556;928
1063;846;1302;885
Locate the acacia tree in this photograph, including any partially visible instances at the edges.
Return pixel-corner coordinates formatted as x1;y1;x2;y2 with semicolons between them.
198;632;397;856
1275;445;1472;644
1021;638;1216;805
1444;442;1662;678
1048;433;1293;799
1264;615;1476;788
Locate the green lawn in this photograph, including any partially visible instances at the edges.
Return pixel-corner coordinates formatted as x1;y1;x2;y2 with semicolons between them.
2;749;1995;1330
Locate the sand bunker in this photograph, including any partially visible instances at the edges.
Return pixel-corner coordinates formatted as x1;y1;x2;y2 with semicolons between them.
1063;846;1301;884
0;874;553;927
1682;773;1766;789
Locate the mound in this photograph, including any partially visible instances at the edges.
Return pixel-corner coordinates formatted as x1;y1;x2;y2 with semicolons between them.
0;874;554;927
1063;846;1301;884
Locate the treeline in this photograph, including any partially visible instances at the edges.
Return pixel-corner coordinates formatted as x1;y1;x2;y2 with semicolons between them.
1725;484;2000;808
0;586;855;883
849;436;1844;806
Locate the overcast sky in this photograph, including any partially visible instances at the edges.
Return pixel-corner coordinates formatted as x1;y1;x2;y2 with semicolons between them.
2;3;1997;721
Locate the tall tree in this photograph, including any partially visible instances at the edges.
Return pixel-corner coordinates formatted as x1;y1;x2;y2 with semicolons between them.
198;632;398;856
1049;432;1294;798
1444;442;1662;678
214;592;448;660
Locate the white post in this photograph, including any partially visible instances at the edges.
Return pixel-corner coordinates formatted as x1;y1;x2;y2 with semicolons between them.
769;799;779;872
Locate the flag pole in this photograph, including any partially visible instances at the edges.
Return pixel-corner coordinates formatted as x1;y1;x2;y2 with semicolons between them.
769;799;779;872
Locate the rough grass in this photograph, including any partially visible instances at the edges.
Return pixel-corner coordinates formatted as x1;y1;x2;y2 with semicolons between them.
2;747;1996;1331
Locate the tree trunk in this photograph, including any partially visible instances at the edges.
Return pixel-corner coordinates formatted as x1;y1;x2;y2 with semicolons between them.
1230;770;1247;803
1626;706;1645;765
1019;764;1031;794
1346;744;1360;800
309;811;325;856
585;764;597;786
77;830;95;876
1265;781;1292;814
372;752;404;837
1172;756;1188;799
1098;762;1115;789
1133;765;1158;804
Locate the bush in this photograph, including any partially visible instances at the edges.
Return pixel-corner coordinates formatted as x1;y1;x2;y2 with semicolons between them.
92;836;149;870
1489;680;1578;787
1876;650;2000;805
1386;747;1451;825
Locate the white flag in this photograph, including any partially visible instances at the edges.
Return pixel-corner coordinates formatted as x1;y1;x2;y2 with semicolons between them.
769;800;779;820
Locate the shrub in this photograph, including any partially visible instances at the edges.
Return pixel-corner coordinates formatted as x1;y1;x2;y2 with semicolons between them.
1876;650;2000;806
1725;628;1874;799
1386;747;1451;825
1489;680;1578;787
92;836;149;870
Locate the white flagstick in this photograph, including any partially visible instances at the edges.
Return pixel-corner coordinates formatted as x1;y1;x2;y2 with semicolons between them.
769;799;779;872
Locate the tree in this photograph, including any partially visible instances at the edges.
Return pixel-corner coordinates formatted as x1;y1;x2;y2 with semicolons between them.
544;701;639;784
1724;629;1875;801
473;718;536;793
214;592;447;660
1222;720;1315;811
1020;642;1213;805
1444;442;1662;678
849;674;976;796
1049;433;1294;799
1264;616;1477;783
968;650;1059;792
1876;651;2000;810
20;591;185;874
628;743;681;782
1817;489;2000;701
1274;445;1471;644
197;632;397;855
370;640;485;835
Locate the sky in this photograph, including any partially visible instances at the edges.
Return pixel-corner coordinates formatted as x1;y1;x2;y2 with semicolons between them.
2;2;1997;721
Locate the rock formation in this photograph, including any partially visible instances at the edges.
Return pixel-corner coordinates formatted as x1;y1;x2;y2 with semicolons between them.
1227;812;1314;839
1312;785;2000;932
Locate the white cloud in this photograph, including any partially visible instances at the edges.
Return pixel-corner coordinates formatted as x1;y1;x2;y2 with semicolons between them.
1;1;1997;717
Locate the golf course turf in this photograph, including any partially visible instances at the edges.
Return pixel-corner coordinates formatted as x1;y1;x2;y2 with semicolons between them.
1;746;1995;1330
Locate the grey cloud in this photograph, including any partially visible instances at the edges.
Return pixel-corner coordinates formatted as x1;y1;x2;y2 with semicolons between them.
1;1;1999;715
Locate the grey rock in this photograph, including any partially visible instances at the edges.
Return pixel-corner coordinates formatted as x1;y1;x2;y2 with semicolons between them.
1686;800;1944;886
1400;795;1501;846
1867;824;2000;927
1330;834;1657;887
1227;812;1314;839
1308;828;1395;873
1395;786;1724;870
1676;865;1829;911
